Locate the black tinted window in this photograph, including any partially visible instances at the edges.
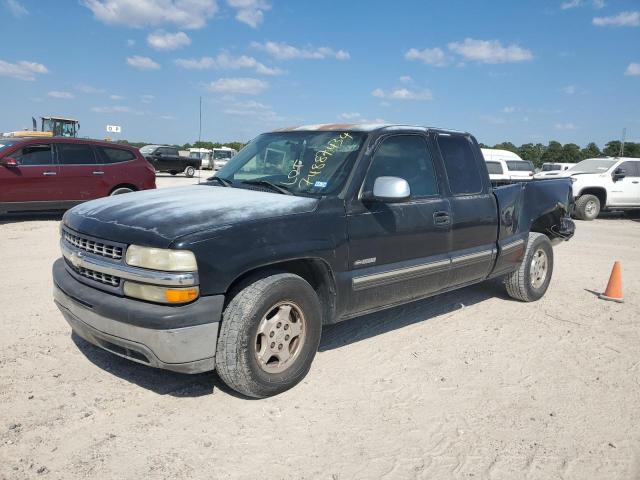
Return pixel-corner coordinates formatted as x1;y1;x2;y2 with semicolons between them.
437;135;483;195
620;161;640;177
507;160;534;171
57;144;96;165
486;161;503;174
160;147;178;156
364;135;438;198
14;144;53;166
97;147;136;164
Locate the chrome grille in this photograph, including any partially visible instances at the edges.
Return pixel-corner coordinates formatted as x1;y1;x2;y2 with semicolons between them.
62;230;123;260
72;263;121;287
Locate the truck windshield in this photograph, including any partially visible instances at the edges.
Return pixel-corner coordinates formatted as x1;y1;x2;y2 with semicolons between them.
542;164;561;171
507;160;534;171
570;159;617;173
215;131;367;196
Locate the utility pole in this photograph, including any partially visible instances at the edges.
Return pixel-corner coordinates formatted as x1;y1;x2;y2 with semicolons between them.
198;96;203;184
619;128;626;157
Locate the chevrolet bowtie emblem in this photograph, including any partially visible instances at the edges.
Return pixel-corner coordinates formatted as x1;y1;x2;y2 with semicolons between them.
70;250;83;268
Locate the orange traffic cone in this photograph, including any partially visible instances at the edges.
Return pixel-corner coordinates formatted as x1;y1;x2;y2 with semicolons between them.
598;261;624;303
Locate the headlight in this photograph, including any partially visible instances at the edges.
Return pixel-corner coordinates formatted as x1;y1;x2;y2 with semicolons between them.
123;282;199;304
125;245;197;271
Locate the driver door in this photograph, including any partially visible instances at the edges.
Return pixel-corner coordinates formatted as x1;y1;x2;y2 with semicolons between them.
609;161;640;206
346;134;451;316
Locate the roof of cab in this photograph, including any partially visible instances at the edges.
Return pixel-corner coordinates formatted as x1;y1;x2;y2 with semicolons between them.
270;123;465;134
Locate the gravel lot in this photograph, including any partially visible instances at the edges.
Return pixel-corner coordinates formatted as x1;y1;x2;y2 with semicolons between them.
1;175;639;479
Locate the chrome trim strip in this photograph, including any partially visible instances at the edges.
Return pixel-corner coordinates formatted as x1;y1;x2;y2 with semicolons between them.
501;238;525;253
353;258;450;291
61;240;198;287
450;249;493;265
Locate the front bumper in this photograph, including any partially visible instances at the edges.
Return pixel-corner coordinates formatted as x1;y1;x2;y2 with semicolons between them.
52;258;223;374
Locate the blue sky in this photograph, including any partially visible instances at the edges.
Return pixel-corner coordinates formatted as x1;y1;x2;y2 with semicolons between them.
1;0;639;146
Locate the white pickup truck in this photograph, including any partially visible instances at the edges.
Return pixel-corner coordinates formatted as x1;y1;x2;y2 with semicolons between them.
568;157;640;220
482;148;534;185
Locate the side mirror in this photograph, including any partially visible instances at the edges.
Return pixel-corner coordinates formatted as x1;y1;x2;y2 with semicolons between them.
155;152;163;157
363;176;411;203
613;168;626;180
0;156;18;168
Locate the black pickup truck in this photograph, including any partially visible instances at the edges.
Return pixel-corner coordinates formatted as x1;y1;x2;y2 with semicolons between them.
140;145;201;178
53;124;575;398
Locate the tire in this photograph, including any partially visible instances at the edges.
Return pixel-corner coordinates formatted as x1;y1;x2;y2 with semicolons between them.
110;187;134;196
169;171;178;176
504;233;554;302
574;194;600;221
215;272;322;398
184;166;196;178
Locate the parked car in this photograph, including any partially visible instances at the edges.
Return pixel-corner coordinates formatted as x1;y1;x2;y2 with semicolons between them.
482;148;534;185
533;162;575;179
140;145;201;177
0;137;156;214
565;157;640;220
211;147;237;170
189;148;212;169
52;124;575;398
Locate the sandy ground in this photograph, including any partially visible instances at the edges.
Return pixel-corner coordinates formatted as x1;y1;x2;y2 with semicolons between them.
1;174;639;479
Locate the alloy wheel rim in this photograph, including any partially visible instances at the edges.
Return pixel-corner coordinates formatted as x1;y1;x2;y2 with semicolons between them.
255;301;306;374
530;249;548;289
585;200;597;216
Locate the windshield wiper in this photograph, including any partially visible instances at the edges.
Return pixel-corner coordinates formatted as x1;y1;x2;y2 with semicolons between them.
241;180;293;195
207;176;233;187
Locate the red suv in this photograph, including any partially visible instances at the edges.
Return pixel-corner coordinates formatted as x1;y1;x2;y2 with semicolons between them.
0;137;156;213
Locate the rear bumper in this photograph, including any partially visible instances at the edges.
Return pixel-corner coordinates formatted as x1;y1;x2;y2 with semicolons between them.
53;258;223;374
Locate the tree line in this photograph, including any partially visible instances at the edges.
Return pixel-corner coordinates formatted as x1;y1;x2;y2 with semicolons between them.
479;140;640;168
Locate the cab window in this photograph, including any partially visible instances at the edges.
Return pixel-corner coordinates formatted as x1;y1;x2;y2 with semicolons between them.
437;134;483;195
364;135;439;198
619;161;640;177
57;143;96;165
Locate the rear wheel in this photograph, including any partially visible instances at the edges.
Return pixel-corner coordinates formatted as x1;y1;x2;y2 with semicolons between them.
504;233;554;302
184;166;196;178
215;272;322;398
110;187;134;196
574;194;600;221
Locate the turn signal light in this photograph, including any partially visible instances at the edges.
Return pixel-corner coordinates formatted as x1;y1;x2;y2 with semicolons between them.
165;288;199;304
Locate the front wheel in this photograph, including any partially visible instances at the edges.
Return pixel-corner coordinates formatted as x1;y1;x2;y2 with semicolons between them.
184;166;196;178
504;233;554;302
215;272;322;398
110;187;133;196
574;194;600;221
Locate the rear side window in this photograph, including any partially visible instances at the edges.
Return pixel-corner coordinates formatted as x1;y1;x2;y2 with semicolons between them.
364;135;439;198
97;147;136;164
14;144;53;166
57;143;96;165
506;160;534;171
437;135;483;195
486;161;503;174
619;161;640;177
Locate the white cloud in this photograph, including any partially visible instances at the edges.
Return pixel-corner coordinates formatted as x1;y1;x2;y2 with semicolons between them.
337;112;362;121
109;94;125;100
221;99;284;123
561;0;605;10
141;94;155;103
175;53;283;75
92;105;134;113
555;122;578;130
77;84;106;94
126;55;160;70
502;106;516;113
48;91;75;99
448;38;533;64
82;0;218;29
562;85;576;94
251;41;350;60
127;39;135;47
337;112;386;123
593;11;639;27
399;75;413;83
625;62;640;76
147;31;191;51
206;77;268;94
0;59;48;81
372;87;433;101
3;0;28;17
160;114;175;120
405;47;449;66
226;0;270;27
480;115;506;125
593;0;605;9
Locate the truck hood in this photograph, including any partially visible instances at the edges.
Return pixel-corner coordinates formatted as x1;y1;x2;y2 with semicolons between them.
63;186;319;247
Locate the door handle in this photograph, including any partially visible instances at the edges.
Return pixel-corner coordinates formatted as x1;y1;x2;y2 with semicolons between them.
433;211;450;225
633;181;639;184
42;171;57;176
92;171;104;175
